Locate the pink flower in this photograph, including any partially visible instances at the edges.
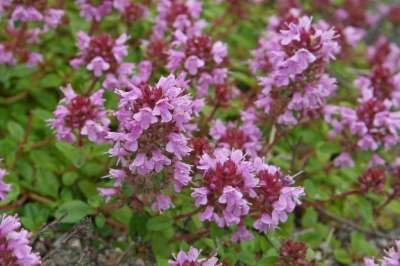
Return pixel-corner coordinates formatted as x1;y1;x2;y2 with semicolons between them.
192;149;257;228
184;55;205;75
382;240;400;266
255;15;339;126
0;167;11;200
11;6;43;22
325;97;400;165
252;164;304;233
0;2;63;67
232;225;254;242
75;0;113;22
333;152;354;168
210;117;262;157
167;32;228;97
363;258;378;266
169;247;220;266
87;57;111;77
211;41;227;64
44;9;65;29
102;75;197;210
49;85;110;144
70;32;132;88
363;240;400;266
153;0;204;40
152;195;174;213
0;214;41;266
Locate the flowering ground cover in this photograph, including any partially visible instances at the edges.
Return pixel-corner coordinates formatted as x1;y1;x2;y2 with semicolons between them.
0;0;400;265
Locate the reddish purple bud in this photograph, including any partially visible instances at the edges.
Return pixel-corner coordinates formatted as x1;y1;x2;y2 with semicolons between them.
358;167;386;192
278;240;313;266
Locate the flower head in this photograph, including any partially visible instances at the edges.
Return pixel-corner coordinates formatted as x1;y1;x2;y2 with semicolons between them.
255;15;340;126
169;246;220;266
71;32;133;89
277;240;312;266
49;85;110;144
102;75;197;211
0;166;11;200
0;214;41;266
192;149;304;239
167;32;228;97
75;0;113;22
210;116;262;157
0;1;64;67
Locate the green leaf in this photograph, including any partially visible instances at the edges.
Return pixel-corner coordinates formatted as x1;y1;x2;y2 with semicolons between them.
129;212;149;238
146;214;172;232
78;180;98;198
7;121;24;142
95;214;105;228
20;203;50;231
111;205;132;225
151;233;171;259
350;232;377;256
301;207;318;227
334;248;351;265
39;74;62;88
56;200;94;223
35;169;60;198
62;172;79;186
55;141;85;168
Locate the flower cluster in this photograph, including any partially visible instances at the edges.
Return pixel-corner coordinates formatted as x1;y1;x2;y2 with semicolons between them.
169;247;220;266
152;0;204;40
103;75;199;212
0;214;41;266
255;15;340;126
49;85;110;144
167;30;228;97
75;0;113;22
309;0;368;57
210;113;262;157
76;0;148;23
191;149;304;241
251;158;305;234
357;167;386;193
143;0;205;70
325;97;400;167
357;38;400;107
364;240;400;266
277;240;312;266
0;165;10;200
70;32;133;89
0;0;64;66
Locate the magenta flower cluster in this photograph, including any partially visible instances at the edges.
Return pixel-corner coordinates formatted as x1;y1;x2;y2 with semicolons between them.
255;15;339;125
76;0;147;23
364;240;400;266
0;165;11;200
0;215;41;266
102;75;199;211
210;114;262;158
70;32;134;89
325;36;400;168
152;0;204;40
169;246;220;266
191;149;304;241
325;99;400;168
49;85;110;144
167;31;228;97
0;0;64;66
